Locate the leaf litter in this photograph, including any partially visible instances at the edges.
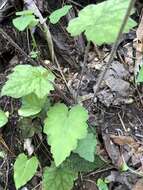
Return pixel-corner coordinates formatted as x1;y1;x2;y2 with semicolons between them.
0;0;143;190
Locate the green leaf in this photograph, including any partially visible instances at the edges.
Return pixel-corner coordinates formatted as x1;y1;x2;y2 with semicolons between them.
30;51;39;59
14;153;39;189
0;110;8;128
74;133;97;162
18;93;46;117
13;14;38;31
44;103;88;166
16;10;34;16
97;179;109;190
120;161;129;171
0;151;6;158
67;0;136;45
49;5;72;24
42;164;77;190
1;65;55;99
63;153;106;172
136;64;143;82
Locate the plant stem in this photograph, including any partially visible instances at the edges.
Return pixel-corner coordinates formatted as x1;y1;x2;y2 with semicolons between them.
24;0;71;93
87;0;136;108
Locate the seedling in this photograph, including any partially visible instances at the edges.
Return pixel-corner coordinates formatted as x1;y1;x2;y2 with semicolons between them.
1;0;137;189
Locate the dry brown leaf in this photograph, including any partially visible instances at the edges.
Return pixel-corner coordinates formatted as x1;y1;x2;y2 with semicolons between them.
102;133;124;168
110;135;140;151
133;179;143;190
110;135;136;145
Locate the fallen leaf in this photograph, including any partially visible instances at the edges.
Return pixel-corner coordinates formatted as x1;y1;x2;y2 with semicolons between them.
133;179;143;190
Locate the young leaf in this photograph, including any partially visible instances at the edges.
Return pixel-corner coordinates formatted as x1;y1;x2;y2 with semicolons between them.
30;50;39;59
97;179;109;190
44;103;88;166
0;110;8;128
42;164;77;190
67;0;136;45
14;153;39;189
1;65;55;99
0;151;6;158
18;93;46;117
49;5;72;24
74;133;97;162
13;11;39;31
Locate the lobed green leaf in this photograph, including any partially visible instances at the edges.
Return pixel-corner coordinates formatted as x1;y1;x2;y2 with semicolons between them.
1;65;55;99
44;103;88;166
67;0;136;45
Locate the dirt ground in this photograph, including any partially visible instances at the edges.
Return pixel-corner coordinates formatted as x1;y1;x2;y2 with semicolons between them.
0;0;143;190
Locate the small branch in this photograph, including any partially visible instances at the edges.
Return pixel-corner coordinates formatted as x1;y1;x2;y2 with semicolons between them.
0;28;38;66
52;83;73;105
75;41;90;103
87;0;136;107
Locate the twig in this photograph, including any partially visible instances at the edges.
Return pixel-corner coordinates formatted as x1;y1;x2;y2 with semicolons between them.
118;113;127;132
0;28;38;66
52;83;73;105
68;0;83;8
75;41;90;103
87;0;136;108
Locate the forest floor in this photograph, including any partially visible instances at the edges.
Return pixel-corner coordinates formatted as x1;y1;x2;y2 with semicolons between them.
0;0;143;190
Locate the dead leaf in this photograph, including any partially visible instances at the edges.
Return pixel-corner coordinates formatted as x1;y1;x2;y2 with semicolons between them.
133;179;143;190
110;135;136;146
110;135;140;150
102;133;124;168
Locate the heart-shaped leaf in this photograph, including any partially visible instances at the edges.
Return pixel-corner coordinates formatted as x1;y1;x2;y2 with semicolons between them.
13;10;39;31
14;153;39;189
44;103;88;166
